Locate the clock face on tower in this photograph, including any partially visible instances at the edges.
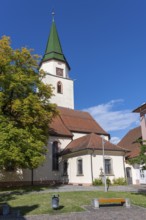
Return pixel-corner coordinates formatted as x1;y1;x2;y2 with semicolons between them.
56;68;63;77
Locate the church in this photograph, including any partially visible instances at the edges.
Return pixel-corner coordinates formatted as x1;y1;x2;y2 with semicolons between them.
0;17;127;186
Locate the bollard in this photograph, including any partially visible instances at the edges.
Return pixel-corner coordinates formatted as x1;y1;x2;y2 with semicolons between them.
125;198;131;208
52;195;59;209
92;198;99;209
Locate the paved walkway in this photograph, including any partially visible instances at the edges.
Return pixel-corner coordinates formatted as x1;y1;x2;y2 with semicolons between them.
1;185;146;220
25;205;146;220
1;205;146;220
1;184;146;195
33;184;146;193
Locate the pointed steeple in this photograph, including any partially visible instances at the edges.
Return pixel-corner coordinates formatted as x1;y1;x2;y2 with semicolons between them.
40;14;74;109
42;18;70;70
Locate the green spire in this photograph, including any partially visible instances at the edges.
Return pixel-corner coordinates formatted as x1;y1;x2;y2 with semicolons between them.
42;19;70;69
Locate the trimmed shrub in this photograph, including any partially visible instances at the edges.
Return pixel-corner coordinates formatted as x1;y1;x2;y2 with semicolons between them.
113;177;127;185
93;178;103;186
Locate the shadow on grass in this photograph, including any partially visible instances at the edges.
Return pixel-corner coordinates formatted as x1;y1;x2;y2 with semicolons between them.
13;204;39;216
137;190;146;194
131;187;146;196
0;183;64;194
0;192;17;203
53;205;64;210
0;203;39;219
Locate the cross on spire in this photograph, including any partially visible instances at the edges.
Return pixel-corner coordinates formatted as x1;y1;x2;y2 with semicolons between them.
52;10;55;22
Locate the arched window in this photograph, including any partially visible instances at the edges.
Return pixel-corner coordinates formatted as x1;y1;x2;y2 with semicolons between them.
52;141;59;171
57;81;63;94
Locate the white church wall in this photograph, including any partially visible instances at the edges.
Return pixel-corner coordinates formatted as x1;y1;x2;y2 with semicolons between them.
67;153;125;185
0;169;24;183
72;132;87;140
72;133;109;141
40;60;69;78
100;135;109;141
125;163;140;185
40;59;74;109
67;155;92;185
22;136;72;183
110;155;125;180
42;73;74;109
92;154;125;183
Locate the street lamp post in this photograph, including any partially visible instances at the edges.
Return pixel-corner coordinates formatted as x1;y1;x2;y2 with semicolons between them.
102;136;107;192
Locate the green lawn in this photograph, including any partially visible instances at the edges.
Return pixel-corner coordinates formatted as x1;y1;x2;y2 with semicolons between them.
0;189;146;216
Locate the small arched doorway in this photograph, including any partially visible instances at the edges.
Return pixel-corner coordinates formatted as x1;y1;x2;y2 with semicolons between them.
126;167;132;184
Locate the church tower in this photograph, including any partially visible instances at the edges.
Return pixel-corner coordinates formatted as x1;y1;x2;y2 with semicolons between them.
40;16;74;109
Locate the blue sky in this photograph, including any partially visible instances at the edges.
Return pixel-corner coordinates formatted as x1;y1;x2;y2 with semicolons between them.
1;0;146;143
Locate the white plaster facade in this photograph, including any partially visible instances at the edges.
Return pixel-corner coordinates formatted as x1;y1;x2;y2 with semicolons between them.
40;60;74;109
72;133;109;141
125;163;146;185
23;136;72;183
63;151;125;185
125;164;138;185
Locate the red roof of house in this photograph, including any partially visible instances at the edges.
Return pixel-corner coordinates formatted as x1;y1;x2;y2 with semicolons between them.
50;107;109;137
62;133;127;155
133;103;146;113
118;126;142;158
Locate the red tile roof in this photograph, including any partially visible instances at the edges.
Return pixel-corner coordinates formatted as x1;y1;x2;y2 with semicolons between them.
58;107;108;134
50;107;109;137
118;126;142;158
62;133;128;155
49;115;73;137
127;147;140;159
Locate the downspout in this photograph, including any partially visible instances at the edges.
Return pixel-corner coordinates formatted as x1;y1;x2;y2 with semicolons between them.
123;152;127;182
90;150;94;184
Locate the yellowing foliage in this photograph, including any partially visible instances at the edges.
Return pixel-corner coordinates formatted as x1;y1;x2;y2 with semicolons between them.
0;36;58;170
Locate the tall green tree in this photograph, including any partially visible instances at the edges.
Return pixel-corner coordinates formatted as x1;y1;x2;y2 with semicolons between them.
0;36;58;171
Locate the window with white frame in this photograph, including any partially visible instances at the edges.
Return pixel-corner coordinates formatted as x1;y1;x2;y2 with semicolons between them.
105;158;112;175
77;158;83;175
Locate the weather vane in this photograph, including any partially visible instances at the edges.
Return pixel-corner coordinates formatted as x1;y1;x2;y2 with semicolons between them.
52;9;55;21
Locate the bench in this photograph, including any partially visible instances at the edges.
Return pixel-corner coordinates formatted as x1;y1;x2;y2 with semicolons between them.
92;198;131;208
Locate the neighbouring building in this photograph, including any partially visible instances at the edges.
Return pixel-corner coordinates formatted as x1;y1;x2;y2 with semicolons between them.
118;103;146;185
0;17;128;187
